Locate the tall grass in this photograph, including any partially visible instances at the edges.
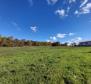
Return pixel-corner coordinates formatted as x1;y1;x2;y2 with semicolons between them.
0;47;91;84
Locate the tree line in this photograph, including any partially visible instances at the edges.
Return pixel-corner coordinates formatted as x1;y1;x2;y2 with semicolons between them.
0;35;61;47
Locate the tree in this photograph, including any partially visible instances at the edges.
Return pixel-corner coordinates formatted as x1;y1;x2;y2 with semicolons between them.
52;42;60;46
0;34;61;47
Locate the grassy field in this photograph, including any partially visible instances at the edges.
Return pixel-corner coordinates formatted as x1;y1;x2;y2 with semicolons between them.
0;47;91;84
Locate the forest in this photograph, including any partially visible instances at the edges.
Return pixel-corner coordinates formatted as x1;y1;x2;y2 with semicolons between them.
0;35;61;47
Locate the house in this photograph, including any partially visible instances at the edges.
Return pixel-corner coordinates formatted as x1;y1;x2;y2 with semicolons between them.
79;41;91;46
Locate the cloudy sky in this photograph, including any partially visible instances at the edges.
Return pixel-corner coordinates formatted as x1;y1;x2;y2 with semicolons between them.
0;0;91;43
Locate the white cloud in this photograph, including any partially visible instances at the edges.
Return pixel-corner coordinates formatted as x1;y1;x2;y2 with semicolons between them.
75;3;91;15
48;32;75;43
47;36;57;43
72;37;82;42
46;40;50;42
69;33;75;36
55;9;67;17
67;37;83;45
74;37;83;44
74;10;79;14
81;3;91;14
46;40;52;42
11;22;21;31
77;37;82;40
12;22;18;26
67;7;70;13
28;0;33;6
56;33;66;38
49;33;67;42
53;0;90;17
30;26;37;32
69;0;76;4
80;0;88;8
50;36;57;41
47;0;58;5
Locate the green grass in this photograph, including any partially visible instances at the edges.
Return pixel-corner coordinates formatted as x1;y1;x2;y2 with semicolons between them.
0;46;91;84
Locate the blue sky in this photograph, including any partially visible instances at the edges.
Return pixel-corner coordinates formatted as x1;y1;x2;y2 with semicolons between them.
0;0;91;43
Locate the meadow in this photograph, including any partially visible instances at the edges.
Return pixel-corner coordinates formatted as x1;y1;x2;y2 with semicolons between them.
0;46;91;84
